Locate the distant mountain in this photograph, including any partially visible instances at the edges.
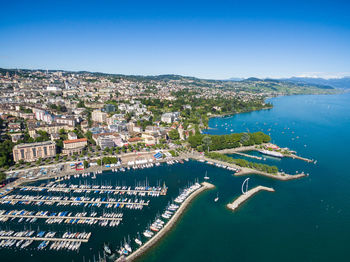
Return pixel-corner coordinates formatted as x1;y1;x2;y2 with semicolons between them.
227;77;244;81
282;77;350;89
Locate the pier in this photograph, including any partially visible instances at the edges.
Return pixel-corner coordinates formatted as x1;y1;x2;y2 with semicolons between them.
0;212;122;222
1;196;149;206
284;153;314;163
232;152;262;160
213;144;314;163
20;185;167;195
117;182;215;262
227;186;275;211
0;235;89;243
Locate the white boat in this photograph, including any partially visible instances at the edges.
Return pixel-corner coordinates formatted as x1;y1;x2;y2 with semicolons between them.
135;238;142;246
204;171;210;180
259;149;283;158
214;193;219;202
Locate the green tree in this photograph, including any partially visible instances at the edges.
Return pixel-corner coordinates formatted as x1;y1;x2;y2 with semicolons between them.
168;129;180;140
202;135;212;152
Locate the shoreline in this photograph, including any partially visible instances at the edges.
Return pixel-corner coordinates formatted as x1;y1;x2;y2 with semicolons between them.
227;185;275;211
118;182;215;262
195;155;306;181
213;145;314;163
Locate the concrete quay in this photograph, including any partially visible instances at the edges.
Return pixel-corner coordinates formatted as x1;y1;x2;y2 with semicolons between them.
227;186;275;211
117;182;215;262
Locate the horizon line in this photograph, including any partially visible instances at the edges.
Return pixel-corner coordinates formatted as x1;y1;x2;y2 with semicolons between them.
0;66;349;81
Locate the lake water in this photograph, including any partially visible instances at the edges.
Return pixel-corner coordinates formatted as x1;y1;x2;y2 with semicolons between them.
139;93;350;262
1;93;350;262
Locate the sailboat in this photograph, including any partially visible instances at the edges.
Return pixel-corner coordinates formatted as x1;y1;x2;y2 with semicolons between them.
242;178;250;195
204;171;209;180
214;192;219;202
103;243;112;256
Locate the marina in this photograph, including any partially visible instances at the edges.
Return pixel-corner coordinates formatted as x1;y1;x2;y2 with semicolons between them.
1;194;150;209
117;182;215;261
0;230;91;251
19;183;167;196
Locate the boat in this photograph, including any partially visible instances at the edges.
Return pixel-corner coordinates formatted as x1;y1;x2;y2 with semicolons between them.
259;149;283;158
214;193;219;202
204;171;210;180
104;243;112;255
135;233;142;246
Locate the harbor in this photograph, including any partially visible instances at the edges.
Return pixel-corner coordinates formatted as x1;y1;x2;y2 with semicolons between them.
117;182;215;261
0;160;216;262
0;141;314;261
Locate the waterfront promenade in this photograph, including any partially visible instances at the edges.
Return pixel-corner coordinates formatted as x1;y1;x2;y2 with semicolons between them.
117;182;215;262
227;186;275;211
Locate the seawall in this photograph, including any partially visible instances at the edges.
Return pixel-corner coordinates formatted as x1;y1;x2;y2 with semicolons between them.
227;186;275;211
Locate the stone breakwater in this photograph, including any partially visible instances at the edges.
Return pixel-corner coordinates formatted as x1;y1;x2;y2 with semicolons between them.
227;186;275;211
117;182;215;262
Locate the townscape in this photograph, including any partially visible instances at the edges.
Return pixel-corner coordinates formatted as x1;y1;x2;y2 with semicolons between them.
0;68;322;262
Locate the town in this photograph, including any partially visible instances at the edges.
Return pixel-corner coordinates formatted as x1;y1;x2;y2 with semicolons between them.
0;68;279;180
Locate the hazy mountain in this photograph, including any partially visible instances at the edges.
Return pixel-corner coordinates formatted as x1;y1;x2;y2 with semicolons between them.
281;77;350;89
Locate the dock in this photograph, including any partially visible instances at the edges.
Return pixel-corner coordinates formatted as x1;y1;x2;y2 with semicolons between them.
117;182;215;262
0;213;122;222
284;153;314;163
20;185;167;195
227;186;275;211
0;235;89;243
1;196;149;206
232;152;262;160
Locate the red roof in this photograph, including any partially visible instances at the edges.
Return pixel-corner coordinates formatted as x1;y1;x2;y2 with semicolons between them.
63;138;87;144
128;137;142;142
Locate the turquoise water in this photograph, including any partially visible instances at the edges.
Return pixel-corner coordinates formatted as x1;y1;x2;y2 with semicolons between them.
140;93;350;262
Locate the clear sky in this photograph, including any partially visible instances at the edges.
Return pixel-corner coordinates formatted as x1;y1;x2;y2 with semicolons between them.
1;0;349;79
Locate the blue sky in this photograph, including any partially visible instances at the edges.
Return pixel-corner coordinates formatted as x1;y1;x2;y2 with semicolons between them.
0;0;349;79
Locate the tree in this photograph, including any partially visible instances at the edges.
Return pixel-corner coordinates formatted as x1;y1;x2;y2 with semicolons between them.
77;100;85;108
202;135;212;152
83;160;89;168
0;172;6;182
168;129;180;140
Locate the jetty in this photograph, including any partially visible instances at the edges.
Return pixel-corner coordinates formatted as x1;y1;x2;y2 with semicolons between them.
196;156;306;181
117;182;215;262
284;153;314;163
227;185;275;211
213;144;314;163
232;152;262;160
1;195;149;206
19;185;167;196
0;235;89;243
0;212;122;222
